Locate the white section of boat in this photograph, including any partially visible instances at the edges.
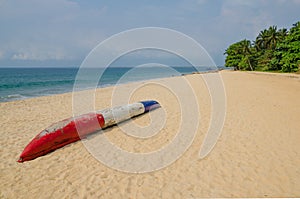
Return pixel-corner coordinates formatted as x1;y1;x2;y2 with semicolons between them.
98;103;145;128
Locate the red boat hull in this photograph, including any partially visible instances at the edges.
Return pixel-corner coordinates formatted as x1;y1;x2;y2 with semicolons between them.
18;113;105;163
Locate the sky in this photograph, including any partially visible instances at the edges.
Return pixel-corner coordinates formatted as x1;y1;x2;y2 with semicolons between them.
0;0;299;67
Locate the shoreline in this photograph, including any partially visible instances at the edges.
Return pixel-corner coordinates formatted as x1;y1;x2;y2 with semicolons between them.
2;68;300;105
0;68;227;104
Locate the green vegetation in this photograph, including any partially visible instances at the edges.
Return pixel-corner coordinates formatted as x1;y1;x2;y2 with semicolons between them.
224;21;300;73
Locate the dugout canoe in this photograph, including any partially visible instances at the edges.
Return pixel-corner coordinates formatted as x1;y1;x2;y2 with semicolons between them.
18;100;160;163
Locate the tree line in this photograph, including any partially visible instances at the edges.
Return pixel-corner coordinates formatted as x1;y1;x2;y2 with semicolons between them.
224;21;300;72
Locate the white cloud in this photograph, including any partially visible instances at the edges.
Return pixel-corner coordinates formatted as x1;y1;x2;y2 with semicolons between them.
292;0;300;4
11;50;68;61
11;53;28;60
196;0;208;5
219;0;296;39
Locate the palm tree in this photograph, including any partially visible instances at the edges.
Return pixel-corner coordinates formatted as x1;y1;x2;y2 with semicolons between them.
278;28;288;41
266;26;279;49
240;39;251;54
239;39;254;71
255;29;269;50
255;26;284;50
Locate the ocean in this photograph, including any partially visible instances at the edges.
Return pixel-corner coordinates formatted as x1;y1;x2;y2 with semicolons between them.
0;66;218;102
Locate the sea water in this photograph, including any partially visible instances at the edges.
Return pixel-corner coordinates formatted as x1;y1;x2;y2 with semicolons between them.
0;66;218;102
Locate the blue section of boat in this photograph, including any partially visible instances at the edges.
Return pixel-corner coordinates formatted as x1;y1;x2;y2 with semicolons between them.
140;100;160;112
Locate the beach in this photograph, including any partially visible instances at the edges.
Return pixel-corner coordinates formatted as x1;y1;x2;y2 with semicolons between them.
1;70;300;198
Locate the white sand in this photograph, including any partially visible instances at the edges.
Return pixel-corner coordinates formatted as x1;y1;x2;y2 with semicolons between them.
1;71;300;198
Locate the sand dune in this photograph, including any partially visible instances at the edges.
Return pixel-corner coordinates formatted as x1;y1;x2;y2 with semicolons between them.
1;71;299;198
